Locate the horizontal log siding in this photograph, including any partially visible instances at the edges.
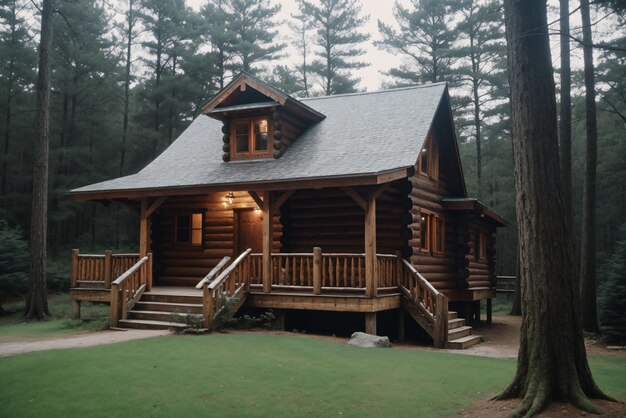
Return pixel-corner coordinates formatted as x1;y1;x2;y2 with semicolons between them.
408;161;461;290
281;184;408;255
467;220;497;288
155;192;281;285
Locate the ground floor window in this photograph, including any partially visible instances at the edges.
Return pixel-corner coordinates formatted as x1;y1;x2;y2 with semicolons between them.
478;230;487;260
176;213;203;245
419;211;445;255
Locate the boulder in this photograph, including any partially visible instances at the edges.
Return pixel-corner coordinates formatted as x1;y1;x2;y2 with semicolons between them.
347;332;391;348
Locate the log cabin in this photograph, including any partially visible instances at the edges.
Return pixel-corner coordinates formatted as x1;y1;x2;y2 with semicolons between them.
69;72;507;349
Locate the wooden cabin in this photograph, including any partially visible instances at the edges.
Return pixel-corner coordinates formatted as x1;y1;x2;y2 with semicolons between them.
69;72;506;349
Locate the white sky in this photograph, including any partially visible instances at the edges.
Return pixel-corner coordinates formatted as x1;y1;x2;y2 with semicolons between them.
186;0;613;92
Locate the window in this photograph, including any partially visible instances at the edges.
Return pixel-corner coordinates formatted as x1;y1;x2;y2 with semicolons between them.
231;117;271;159
419;211;445;255
478;231;487;260
418;135;439;181
176;213;203;245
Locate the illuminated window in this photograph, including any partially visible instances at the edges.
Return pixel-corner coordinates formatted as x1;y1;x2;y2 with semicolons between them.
231;117;270;158
176;213;203;245
420;212;430;252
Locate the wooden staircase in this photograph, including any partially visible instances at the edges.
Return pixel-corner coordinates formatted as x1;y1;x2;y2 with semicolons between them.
444;311;482;349
118;291;204;330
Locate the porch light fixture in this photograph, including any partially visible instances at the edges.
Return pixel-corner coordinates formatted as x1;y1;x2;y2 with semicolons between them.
226;192;235;205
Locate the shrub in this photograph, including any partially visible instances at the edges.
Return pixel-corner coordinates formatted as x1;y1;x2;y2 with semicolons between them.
0;220;29;313
599;224;626;343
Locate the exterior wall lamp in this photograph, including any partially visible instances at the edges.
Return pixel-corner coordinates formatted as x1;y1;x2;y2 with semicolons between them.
226;192;235;205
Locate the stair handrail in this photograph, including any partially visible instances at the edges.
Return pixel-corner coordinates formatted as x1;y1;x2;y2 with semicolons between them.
195;256;231;289
400;259;448;348
202;248;252;329
110;254;152;328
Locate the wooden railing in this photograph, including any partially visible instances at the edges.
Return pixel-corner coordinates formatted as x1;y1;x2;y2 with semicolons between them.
400;259;448;348
195;256;231;289
70;249;140;289
110;253;152;327
202;249;252;330
247;249;401;294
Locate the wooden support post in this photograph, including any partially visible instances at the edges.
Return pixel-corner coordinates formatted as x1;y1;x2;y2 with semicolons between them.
434;293;449;348
147;252;153;291
486;298;493;325
103;250;112;289
365;312;377;335
365;189;377;297
110;283;120;327
394;250;402;287
398;309;405;343
72;300;81;319
139;198;149;257
203;285;213;330
262;191;273;293
313;247;322;294
70;249;79;288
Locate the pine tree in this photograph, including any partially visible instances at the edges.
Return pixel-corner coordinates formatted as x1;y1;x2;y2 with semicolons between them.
598;224;626;342
0;219;28;314
266;65;306;96
227;0;284;75
290;8;312;97
0;0;36;200
377;0;458;85
299;0;369;95
453;0;507;197
200;0;237;89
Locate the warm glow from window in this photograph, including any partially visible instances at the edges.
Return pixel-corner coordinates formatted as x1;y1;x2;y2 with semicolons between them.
231;117;271;159
419;136;439;181
176;213;203;245
478;231;487;260
420;211;445;255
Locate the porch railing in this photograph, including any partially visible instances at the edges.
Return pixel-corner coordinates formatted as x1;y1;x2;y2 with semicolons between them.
70;249;141;289
399;259;448;348
202;249;252;329
110;253;152;327
247;249;402;294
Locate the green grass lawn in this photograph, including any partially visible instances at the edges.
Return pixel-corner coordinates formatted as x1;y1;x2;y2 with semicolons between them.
0;294;108;342
1;333;624;418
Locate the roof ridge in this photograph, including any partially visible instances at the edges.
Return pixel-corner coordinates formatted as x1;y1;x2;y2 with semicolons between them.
298;82;447;101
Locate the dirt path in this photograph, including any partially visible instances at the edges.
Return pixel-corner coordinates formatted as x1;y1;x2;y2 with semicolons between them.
0;329;170;357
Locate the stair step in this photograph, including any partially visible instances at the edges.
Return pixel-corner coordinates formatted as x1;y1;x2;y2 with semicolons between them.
128;310;204;323
134;301;203;314
448;311;458;320
117;319;188;330
448;318;466;329
448;325;472;340
140;293;202;304
446;335;483;349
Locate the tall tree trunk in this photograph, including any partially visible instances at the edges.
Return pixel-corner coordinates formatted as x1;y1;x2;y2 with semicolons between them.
497;0;611;415
25;0;54;320
579;0;599;334
559;0;573;239
120;0;134;178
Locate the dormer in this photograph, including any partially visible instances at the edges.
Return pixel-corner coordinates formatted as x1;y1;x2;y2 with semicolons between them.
201;72;325;162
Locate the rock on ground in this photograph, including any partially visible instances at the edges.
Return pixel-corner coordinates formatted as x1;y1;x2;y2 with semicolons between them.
347;332;391;348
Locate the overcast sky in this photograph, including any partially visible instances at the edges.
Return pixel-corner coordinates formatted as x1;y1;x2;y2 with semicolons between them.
186;0;615;92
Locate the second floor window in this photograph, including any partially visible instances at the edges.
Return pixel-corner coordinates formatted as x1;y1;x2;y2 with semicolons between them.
418;135;439;181
231;118;270;159
419;211;445;255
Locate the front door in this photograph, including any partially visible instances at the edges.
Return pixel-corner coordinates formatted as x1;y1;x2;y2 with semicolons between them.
236;209;263;254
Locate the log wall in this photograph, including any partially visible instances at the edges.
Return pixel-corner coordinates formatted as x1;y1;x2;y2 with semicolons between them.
151;192;281;286
467;219;498;288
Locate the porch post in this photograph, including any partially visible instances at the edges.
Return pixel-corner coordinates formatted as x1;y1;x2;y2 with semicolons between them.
365;189;377;297
262;191;273;293
139;198;149;257
365;312;377;335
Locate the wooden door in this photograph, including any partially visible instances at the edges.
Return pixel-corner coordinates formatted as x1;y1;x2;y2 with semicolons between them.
236;209;263;254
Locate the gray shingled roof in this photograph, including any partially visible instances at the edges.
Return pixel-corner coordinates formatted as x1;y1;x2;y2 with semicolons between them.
71;83;447;195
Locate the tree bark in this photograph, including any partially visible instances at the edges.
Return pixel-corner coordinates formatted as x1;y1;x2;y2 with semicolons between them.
579;0;599;334
1;0;17;198
559;0;573;239
497;0;611;415
25;0;54;320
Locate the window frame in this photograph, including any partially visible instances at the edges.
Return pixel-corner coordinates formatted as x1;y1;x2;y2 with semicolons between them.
174;212;204;247
418;135;439;181
419;210;445;256
230;116;272;160
478;230;487;260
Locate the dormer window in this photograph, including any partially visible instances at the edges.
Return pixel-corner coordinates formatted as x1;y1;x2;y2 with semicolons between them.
231;117;271;159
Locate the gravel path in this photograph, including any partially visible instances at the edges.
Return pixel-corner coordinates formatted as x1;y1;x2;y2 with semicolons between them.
0;329;170;357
